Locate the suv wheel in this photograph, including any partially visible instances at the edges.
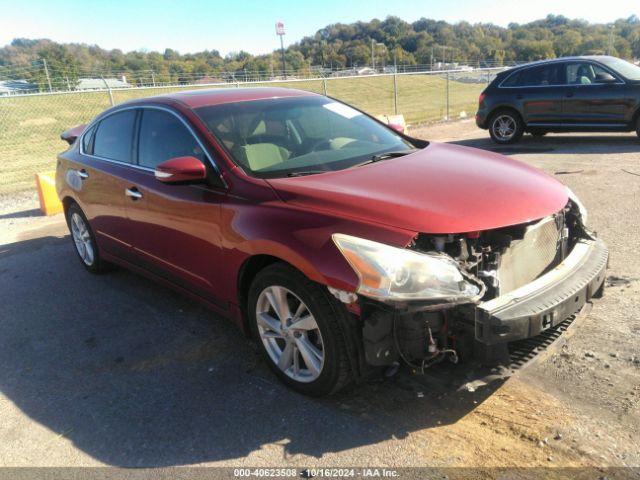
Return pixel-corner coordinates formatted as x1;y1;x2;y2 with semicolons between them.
489;110;524;144
247;263;353;396
66;203;112;274
636;116;640;138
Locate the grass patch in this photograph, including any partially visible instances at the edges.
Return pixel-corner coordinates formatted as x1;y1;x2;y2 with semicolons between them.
0;75;485;195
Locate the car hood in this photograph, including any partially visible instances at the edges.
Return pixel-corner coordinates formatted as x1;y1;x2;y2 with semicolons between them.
266;142;568;234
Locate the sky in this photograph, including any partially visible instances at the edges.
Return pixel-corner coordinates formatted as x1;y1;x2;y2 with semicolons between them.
1;0;638;56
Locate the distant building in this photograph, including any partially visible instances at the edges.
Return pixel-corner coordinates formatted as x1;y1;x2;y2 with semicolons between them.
0;79;37;95
76;76;131;90
193;76;225;85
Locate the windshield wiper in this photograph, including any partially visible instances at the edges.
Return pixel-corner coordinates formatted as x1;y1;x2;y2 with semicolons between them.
286;170;328;177
354;150;415;168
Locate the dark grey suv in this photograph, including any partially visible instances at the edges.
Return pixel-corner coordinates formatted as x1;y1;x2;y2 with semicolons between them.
476;56;640;144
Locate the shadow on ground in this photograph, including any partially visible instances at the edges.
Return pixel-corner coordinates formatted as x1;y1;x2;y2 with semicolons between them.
0;208;42;220
0;235;503;466
449;133;640;155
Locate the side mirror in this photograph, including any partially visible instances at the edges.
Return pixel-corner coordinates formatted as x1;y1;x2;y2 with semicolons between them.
154;156;207;184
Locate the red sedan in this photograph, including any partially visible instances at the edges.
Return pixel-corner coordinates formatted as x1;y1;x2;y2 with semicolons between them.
57;88;607;396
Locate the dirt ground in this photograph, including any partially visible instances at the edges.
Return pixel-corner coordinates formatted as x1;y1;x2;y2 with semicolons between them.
0;120;638;472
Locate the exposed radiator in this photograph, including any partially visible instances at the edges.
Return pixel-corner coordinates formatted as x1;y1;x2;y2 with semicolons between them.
497;215;561;294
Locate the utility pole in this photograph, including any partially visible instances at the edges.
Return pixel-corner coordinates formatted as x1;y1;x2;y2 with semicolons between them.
42;58;52;92
607;25;614;55
371;39;375;70
151;70;156;87
276;21;286;79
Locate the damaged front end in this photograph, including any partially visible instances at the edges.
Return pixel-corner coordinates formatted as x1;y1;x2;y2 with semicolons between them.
333;196;608;371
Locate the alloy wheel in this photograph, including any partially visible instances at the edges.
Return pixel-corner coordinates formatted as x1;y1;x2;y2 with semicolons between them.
492;114;517;141
255;285;325;383
70;212;95;266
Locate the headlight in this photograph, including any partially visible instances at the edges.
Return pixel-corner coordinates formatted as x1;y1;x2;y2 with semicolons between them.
332;233;481;302
566;187;588;225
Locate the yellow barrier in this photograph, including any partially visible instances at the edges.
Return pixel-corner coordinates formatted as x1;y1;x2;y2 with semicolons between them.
35;171;63;216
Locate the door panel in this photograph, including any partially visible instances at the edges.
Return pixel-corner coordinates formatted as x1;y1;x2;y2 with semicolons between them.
561;62;632;124
123;168;227;305
518;87;564;123
77;159;137;257
505;64;564;124
124;107;228;305
562;84;631;124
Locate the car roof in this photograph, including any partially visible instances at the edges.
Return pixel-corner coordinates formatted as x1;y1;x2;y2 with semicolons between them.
149;87;319;109
506;55;616;72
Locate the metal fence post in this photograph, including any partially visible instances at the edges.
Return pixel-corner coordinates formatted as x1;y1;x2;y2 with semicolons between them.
445;72;450;121
101;77;115;106
42;59;53;93
393;73;398;115
322;78;327;96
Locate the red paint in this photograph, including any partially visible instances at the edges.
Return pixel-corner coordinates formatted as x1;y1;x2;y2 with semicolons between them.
60;124;86;145
155;156;207;183
267;142;568;234
56;88;569;330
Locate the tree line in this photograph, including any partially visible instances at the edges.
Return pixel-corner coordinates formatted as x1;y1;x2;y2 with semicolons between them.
2;14;640;90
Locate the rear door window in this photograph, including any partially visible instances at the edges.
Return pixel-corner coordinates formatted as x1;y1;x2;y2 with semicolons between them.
518;65;561;86
137;109;205;169
81;124;96;155
93;110;137;163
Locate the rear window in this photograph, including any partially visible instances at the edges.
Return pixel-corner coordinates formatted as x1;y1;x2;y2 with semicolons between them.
93;110;137;163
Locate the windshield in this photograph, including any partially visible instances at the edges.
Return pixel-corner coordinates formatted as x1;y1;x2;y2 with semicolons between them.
194;96;415;178
598;57;640;81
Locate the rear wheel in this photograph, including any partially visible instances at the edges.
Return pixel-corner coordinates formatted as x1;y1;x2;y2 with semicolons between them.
66;203;112;274
247;263;353;396
489;110;524;144
636;117;640;138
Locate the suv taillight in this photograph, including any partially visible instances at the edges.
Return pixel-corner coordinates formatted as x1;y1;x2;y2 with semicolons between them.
478;92;486;106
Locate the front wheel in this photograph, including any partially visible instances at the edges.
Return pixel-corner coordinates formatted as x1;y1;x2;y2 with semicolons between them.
247;263;353;396
489;110;524;144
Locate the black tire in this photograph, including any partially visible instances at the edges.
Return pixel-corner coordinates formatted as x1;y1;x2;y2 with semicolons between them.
529;129;547;137
636;117;640;138
247;263;353;396
489;109;524;144
65;202;112;274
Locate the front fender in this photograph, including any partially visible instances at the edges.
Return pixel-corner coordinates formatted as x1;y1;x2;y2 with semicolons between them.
218;199;417;303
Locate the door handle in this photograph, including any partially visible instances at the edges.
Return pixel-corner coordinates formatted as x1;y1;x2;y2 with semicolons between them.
516;94;523;99
77;169;89;179
125;187;142;200
565;92;574;98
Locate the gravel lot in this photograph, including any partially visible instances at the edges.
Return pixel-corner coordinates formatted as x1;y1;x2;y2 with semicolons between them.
0;120;638;469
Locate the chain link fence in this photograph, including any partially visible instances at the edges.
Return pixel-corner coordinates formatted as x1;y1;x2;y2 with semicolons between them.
0;68;503;195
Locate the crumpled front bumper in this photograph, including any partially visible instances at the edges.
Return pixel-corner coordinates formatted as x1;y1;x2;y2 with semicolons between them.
475;238;608;345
